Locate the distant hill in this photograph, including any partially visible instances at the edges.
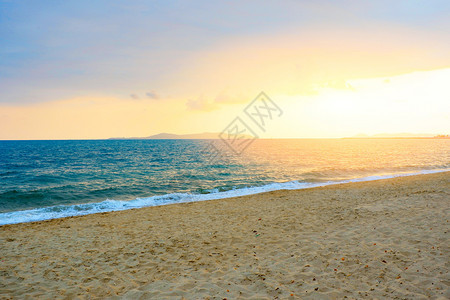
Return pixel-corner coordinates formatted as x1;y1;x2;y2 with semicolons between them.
109;132;255;140
348;133;448;139
146;132;223;139
372;133;435;138
110;132;449;140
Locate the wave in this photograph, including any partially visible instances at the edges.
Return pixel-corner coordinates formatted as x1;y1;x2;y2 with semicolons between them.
0;168;448;226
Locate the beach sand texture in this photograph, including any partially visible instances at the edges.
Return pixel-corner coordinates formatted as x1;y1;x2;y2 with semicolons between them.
0;172;449;299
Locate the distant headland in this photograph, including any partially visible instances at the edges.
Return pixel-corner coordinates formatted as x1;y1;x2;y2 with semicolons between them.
109;132;449;140
347;133;449;139
109;132;254;140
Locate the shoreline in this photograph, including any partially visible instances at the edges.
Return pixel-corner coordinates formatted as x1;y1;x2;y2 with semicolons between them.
1;168;449;226
1;171;449;298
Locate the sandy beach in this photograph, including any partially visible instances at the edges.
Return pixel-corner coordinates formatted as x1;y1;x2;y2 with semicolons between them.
0;172;449;299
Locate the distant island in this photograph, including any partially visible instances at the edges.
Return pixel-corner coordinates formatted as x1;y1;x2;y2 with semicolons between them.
109;132;254;140
347;133;449;139
110;132;449;140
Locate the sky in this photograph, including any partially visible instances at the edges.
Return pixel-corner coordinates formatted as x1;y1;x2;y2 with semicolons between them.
0;0;449;139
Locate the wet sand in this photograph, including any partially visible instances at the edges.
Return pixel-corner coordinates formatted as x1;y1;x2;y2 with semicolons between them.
1;172;449;299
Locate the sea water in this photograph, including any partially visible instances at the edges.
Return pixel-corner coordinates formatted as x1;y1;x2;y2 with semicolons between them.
0;139;448;225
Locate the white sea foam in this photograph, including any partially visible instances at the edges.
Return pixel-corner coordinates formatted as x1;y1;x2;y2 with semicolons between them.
0;168;448;226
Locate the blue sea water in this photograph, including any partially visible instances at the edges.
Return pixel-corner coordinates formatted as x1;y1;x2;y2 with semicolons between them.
0;139;449;225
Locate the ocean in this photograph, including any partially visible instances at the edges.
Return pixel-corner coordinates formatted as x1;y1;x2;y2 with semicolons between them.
0;139;448;225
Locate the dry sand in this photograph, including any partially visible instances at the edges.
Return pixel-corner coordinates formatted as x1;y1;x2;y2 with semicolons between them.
0;172;449;299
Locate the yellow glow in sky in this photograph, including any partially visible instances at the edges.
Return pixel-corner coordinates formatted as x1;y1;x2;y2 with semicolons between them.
1;68;448;139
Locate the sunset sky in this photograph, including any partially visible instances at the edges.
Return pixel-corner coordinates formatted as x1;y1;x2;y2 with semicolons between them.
1;0;449;139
